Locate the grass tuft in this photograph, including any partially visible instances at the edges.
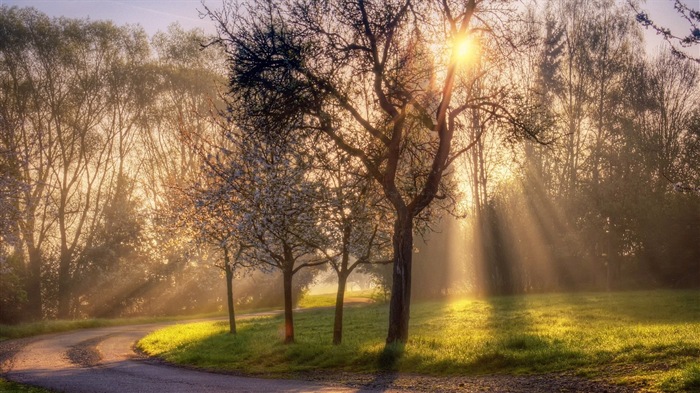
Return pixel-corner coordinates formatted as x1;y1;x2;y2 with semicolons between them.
661;363;700;392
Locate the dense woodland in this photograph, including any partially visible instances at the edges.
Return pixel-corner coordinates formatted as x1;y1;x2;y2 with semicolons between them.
1;0;699;333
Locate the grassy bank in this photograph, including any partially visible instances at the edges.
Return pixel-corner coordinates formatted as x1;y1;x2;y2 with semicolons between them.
0;378;53;393
138;290;700;392
0;292;375;341
0;311;227;341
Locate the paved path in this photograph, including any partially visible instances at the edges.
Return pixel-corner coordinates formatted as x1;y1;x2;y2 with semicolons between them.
0;319;369;393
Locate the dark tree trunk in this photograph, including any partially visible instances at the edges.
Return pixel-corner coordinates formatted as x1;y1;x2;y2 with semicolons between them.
333;271;349;345
57;249;71;319
224;249;236;334
25;246;42;320
386;212;413;344
283;268;294;344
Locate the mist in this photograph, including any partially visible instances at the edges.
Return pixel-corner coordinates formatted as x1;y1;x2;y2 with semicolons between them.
1;1;699;327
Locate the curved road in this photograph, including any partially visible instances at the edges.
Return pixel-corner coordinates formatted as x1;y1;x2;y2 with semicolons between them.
1;320;368;393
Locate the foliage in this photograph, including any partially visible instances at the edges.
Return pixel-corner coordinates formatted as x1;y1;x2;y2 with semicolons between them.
0;254;27;324
233;269;320;310
0;6;228;322
450;0;700;296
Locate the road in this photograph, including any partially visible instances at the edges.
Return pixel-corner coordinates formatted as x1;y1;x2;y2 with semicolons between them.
0;319;369;393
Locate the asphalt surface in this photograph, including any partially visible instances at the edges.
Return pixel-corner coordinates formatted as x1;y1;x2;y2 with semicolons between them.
0;320;368;393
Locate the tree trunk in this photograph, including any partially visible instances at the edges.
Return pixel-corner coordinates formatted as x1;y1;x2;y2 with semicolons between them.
386;212;413;344
25;246;42;320
283;268;294;344
333;271;348;345
57;249;71;319
224;249;236;334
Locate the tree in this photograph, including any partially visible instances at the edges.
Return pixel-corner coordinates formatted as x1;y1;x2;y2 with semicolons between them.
630;0;700;63
74;174;146;318
206;0;538;345
1;9;232;320
187;170;248;334
137;23;230;319
211;133;327;343
49;20;142;318
0;6;61;319
312;146;392;344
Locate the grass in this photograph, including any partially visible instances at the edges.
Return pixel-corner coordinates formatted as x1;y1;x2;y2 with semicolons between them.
0;290;375;341
297;289;377;308
659;363;700;392
0;379;53;393
137;290;700;392
0;311;228;341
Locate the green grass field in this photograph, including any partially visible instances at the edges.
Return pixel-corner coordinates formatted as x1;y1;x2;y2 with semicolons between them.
138;290;700;392
297;289;377;308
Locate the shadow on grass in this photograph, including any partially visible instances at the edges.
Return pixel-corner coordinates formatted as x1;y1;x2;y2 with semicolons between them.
378;342;404;371
149;315;406;392
466;296;583;374
660;362;700;392
530;290;700;327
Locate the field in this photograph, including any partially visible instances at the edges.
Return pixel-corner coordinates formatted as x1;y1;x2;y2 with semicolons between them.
138;290;700;392
296;289;377;308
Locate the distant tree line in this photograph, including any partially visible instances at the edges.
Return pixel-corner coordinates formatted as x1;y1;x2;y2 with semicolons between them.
411;0;700;297
0;7;321;324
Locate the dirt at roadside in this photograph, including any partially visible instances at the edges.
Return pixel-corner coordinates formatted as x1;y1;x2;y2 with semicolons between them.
0;338;34;373
298;370;640;392
66;335;108;367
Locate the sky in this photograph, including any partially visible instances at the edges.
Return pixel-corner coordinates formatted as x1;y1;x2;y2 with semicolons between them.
0;0;215;35
0;0;697;57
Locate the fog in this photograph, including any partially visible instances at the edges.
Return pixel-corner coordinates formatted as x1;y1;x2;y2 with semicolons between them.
1;2;698;326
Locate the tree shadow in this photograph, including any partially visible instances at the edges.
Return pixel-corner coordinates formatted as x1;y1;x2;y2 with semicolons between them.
556;290;700;325
462;295;582;374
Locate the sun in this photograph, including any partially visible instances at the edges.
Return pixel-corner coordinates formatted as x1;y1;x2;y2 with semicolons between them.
452;35;479;64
